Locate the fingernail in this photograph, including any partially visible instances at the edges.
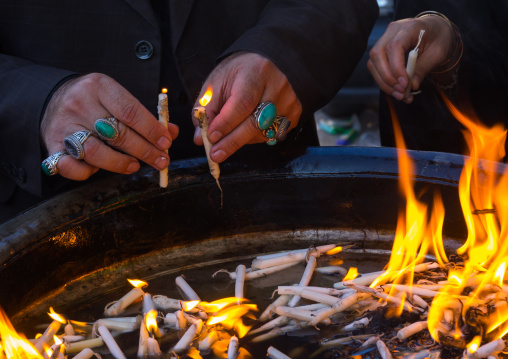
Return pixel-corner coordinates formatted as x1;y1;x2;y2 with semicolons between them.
211;150;227;163
209;131;222;143
194;126;201;141
394;84;405;93
154;156;169;170
127;161;140;173
157;137;171;150
398;77;407;87
392;91;403;101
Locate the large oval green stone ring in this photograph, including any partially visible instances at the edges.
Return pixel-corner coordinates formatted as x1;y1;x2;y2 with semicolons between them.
94;117;119;141
253;102;277;131
41;150;69;176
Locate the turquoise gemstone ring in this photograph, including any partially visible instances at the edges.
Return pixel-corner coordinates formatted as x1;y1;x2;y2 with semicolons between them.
94;117;119;141
262;116;291;145
253;102;277;131
41;150;69;176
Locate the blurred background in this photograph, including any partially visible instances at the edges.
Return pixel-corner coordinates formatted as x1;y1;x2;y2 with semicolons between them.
316;0;393;147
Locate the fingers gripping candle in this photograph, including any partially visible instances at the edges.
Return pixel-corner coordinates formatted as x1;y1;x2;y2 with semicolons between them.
158;88;170;188
193;87;223;200
405;30;425;99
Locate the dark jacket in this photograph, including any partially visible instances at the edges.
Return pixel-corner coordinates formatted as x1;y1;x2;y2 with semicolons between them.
379;0;508;156
0;0;378;222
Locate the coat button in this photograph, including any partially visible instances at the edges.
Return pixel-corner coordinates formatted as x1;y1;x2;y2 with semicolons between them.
135;40;153;60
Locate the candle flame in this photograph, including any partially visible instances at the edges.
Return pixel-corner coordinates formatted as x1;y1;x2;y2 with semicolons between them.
127;279;147;289
326;246;343;255
199;87;213;107
183;300;200;312
48;307;66;324
53;336;62;346
145;310;158;333
467;336;482;353
343;267;359;281
161;88;168;94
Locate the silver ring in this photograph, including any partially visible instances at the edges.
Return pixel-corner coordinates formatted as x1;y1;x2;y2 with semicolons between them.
94;117;119;141
63;130;94;160
253;102;277;131
41;150;69;176
262;116;291;146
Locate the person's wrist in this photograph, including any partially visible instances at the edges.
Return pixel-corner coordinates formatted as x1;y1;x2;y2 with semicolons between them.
415;11;463;74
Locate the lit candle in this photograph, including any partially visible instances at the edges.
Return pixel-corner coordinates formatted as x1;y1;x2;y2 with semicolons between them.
158;88;170;188
104;279;146;316
35;308;65;353
405;30;425;99
193;87;222;192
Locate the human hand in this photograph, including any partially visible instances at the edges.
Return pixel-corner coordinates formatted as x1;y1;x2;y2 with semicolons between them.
41;73;179;180
192;52;302;163
367;15;455;103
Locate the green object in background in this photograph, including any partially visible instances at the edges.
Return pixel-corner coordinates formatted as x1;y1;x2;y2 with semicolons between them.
318;116;354;135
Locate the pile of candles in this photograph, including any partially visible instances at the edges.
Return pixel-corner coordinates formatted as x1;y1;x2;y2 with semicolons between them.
2;243;507;359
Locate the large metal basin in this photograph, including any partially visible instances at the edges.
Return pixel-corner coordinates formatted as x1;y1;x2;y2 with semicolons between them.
0;146;469;325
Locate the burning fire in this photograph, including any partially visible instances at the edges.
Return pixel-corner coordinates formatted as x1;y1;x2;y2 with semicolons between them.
199;87;213;107
0;306;42;359
127;278;147;288
378;95;508;348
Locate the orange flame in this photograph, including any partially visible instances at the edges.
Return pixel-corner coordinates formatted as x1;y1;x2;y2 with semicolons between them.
161;88;168;94
371;100;447;299
183;300;200;312
343;267;358;281
199;87;213;107
0;306;43;359
48;308;66;324
127;279;147;289
326;246;343;255
145;309;158;333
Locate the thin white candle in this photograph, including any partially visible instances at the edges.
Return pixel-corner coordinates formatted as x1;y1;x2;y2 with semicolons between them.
198;331;219;352
259;294;291;322
172;319;203;354
104;286;144;316
252;244;336;270
274;306;331;325
137;317;148;357
64;338;104;354
267;346;292;359
71;348;95;359
175;276;200;301
405;29;425;98
288;255;317;307
342;317;370;332
153;295;181;311
35;320;62;353
158;88;169;188
147;337;161;355
397;321;428;340
235;264;247;300
97;325;126;359
377;339;393;359
193;88;221;194
227;336;239;359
